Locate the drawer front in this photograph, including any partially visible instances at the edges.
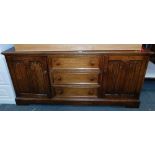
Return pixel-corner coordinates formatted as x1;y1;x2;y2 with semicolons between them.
50;56;100;69
54;87;98;98
0;85;15;99
52;72;99;84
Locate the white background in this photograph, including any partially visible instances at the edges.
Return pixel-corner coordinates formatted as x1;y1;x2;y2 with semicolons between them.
0;112;155;155
0;0;155;155
0;0;155;43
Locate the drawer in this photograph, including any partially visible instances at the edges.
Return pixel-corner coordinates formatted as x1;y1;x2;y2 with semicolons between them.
0;85;15;99
54;86;98;98
49;56;100;69
52;71;100;85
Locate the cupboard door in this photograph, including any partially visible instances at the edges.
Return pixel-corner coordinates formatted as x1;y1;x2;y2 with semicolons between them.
103;56;149;98
6;56;51;98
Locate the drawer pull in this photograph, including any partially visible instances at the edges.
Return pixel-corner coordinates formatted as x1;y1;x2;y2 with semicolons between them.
55;61;61;66
56;89;63;95
90;60;96;66
90;77;96;81
88;89;95;95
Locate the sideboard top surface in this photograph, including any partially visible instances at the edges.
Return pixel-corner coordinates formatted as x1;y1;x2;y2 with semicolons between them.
4;44;153;55
14;44;142;51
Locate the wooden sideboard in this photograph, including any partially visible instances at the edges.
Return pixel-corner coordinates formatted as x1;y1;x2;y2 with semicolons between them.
2;44;152;107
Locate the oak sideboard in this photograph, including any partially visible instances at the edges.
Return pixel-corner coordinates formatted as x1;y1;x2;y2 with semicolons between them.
2;44;152;107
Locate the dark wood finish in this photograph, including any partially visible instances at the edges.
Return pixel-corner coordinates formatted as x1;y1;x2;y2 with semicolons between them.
103;56;149;98
2;45;152;108
15;97;140;108
53;86;98;98
6;56;51;98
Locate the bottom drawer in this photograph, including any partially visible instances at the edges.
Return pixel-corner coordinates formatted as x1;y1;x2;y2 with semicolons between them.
54;86;98;98
0;85;15;99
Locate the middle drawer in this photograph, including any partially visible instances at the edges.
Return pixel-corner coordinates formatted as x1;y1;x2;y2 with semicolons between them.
51;71;100;85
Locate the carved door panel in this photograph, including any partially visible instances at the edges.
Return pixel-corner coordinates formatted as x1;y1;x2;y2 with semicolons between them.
103;56;149;98
6;56;51;98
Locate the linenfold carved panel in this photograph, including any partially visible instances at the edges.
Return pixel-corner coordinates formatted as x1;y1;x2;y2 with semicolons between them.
8;56;50;98
104;58;146;97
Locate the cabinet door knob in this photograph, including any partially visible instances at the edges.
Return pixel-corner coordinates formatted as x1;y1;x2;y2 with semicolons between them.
44;70;47;74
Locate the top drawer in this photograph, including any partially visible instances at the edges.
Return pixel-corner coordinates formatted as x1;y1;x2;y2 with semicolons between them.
48;55;100;69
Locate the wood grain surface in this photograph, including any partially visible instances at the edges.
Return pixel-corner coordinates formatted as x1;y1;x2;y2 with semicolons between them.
3;44;152;108
14;44;142;51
